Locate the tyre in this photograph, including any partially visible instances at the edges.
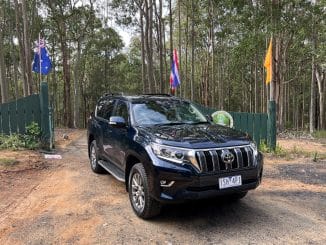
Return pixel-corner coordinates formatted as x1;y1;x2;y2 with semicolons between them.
89;140;105;174
128;163;161;219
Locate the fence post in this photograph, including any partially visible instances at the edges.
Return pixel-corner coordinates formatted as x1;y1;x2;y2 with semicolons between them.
40;81;51;150
267;100;276;150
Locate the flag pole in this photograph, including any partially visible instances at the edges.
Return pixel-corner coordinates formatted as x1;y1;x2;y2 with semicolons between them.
39;33;42;85
269;35;274;101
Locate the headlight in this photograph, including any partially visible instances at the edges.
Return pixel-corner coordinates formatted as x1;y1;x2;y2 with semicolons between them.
151;143;200;170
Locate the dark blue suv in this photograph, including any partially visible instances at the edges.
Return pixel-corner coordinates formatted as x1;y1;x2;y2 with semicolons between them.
87;94;263;219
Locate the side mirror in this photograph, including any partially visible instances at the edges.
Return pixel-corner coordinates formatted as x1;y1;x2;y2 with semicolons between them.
109;116;126;128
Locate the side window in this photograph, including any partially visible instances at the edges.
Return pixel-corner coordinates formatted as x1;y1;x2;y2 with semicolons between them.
96;99;116;120
112;101;129;124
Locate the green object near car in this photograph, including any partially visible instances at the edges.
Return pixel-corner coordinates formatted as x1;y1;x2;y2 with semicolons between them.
211;111;234;128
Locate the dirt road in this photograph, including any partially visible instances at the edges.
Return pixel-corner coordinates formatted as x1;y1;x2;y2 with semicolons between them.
0;130;325;244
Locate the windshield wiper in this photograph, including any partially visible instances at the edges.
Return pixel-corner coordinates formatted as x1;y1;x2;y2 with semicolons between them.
186;121;210;125
156;122;187;126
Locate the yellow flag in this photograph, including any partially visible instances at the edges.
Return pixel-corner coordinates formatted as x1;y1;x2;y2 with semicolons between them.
264;38;272;84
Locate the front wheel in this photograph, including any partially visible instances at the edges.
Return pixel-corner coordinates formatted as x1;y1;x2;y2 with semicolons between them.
89;140;105;174
128;163;161;219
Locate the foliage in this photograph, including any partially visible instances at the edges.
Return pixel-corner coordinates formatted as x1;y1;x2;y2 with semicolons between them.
24;122;41;149
0;122;41;150
260;140;326;161
0;0;325;130
259;141;286;157
312;130;326;139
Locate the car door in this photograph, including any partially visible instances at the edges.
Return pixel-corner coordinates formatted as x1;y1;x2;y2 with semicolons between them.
109;100;130;170
95;98;117;165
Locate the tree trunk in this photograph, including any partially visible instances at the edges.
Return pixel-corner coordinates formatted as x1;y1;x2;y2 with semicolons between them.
315;66;325;129
73;41;82;128
190;0;195;101
61;32;73;128
169;0;173;94
0;6;8;103
210;0;215;107
21;0;32;95
140;6;147;93
144;0;153;93
184;3;189;99
310;58;317;133
14;0;28;97
159;0;164;93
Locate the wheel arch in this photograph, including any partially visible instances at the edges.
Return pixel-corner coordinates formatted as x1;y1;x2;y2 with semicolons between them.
125;154;141;191
88;134;95;158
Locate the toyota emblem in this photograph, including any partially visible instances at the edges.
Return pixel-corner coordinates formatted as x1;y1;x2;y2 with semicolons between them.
221;150;234;166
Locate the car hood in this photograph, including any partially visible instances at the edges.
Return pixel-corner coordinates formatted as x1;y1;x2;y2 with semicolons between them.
137;123;251;149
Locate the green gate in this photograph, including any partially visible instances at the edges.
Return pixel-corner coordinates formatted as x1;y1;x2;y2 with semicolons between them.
0;82;53;149
195;103;274;149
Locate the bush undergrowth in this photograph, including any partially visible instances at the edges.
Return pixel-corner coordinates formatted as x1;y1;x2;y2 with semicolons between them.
259;141;325;161
0;122;41;150
312;130;326;139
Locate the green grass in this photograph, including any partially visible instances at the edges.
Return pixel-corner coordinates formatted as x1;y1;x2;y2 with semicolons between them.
0;158;19;167
259;142;326;161
312;130;326;139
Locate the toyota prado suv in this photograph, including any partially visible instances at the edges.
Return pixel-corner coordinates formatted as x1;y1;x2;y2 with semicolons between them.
87;94;263;219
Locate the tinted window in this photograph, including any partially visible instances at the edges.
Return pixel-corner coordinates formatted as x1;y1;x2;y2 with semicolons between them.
96;99;115;120
112;101;129;124
131;100;207;126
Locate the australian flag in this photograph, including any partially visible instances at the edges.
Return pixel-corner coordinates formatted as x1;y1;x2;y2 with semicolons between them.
169;49;181;93
32;38;52;75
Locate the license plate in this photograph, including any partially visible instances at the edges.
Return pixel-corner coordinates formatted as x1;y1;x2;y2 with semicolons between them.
219;175;242;189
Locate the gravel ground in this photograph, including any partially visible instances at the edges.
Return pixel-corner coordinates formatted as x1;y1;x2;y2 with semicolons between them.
0;130;325;244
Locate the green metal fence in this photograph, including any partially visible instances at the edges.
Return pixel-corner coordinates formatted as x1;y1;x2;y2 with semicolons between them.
0;82;53;149
195;103;269;148
0;94;41;135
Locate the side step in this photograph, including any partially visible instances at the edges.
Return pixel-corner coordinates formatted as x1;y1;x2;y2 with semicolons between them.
98;160;125;182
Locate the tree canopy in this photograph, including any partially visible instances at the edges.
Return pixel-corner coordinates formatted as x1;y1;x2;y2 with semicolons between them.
0;0;325;131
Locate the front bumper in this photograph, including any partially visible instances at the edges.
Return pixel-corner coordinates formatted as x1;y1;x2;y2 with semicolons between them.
149;153;263;203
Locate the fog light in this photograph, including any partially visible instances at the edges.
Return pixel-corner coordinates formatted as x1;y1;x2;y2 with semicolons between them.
160;180;167;185
160;180;175;187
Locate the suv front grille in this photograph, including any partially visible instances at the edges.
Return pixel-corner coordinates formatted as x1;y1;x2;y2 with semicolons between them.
195;146;255;173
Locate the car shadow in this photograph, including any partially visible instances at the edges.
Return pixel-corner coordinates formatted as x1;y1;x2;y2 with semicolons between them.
152;194;274;229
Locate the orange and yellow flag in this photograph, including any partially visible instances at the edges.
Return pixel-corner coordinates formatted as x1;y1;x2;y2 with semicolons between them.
264;38;272;84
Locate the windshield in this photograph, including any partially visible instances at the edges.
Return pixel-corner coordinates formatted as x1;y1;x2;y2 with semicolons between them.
131;99;208;126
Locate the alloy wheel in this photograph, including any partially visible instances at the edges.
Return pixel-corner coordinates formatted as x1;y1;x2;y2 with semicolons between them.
131;172;145;211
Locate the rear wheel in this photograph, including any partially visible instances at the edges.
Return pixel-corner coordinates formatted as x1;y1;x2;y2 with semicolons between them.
128;163;161;219
89;140;105;174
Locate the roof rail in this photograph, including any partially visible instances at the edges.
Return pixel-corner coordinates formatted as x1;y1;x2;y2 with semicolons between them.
101;92;124;98
142;93;172;97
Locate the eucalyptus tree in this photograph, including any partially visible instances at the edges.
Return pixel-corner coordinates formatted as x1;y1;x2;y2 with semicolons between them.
0;1;8;103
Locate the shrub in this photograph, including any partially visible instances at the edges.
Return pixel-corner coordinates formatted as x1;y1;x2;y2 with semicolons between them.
0;122;41;150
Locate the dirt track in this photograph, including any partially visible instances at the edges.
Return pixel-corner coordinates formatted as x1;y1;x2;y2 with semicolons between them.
0;130;325;244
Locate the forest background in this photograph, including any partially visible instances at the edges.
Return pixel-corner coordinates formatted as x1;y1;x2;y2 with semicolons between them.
0;0;325;133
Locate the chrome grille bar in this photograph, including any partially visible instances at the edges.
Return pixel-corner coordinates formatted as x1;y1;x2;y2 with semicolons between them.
234;148;243;168
196;151;208;172
209;150;219;171
195;145;254;173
